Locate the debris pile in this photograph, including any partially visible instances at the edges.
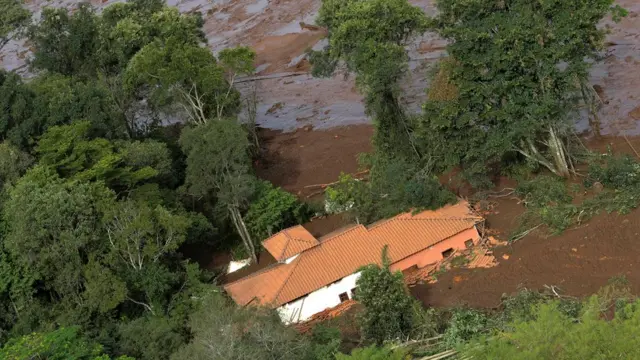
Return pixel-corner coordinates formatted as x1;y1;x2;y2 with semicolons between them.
293;299;358;334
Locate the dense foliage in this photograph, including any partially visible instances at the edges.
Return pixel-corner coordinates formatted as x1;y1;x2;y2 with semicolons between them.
417;0;626;185
0;1;313;358
1;0;636;358
355;248;416;344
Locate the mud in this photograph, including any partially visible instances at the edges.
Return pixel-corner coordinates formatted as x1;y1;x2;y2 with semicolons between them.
5;0;639;134
413;196;640;309
254;125;373;195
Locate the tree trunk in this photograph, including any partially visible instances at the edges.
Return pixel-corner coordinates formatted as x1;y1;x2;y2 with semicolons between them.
547;125;570;177
229;205;258;263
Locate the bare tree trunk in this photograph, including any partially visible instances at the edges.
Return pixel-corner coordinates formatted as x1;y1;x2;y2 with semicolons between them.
228;205;258;263
547;125;570;177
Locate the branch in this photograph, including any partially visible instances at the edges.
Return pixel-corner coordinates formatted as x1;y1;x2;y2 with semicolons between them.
126;296;155;315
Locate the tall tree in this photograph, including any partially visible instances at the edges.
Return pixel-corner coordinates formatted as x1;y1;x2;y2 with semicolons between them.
311;0;427;157
180;120;258;262
418;0;627;181
0;0;30;51
124;40;237;124
171;292;312;360
1;166;114;317
28;4;99;76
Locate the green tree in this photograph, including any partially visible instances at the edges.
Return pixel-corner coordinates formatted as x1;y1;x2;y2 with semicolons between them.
7;74;127;148
0;0;30;51
0;141;32;189
180;120;258;262
97;0;204;74
1;166;114;323
36;121;166;190
418;0;627;181
104;199;191;274
124;40;239;124
0;70;35;145
356;247;415;344
171;292;311;360
244;180;311;241
325;155;454;223
462;298;640;359
29;4;99;76
0;326;133;360
310;326;341;360
311;0;427;157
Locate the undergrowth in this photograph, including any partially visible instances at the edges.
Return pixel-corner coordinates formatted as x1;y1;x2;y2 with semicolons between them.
511;153;640;240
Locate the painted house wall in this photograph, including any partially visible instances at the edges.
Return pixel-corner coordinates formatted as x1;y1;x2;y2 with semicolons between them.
391;227;480;271
277;272;360;324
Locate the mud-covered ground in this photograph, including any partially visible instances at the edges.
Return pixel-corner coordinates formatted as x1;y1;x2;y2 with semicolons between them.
4;0;639;134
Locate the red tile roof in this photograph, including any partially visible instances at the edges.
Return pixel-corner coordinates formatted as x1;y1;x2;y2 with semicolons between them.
224;201;481;307
262;225;319;262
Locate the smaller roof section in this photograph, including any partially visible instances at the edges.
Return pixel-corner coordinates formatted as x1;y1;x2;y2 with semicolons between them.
262;225;320;262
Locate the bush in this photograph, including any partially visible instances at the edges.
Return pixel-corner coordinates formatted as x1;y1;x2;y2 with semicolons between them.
310;325;342;360
245;180;312;241
325;154;455;224
586;154;640;188
515;176;572;208
442;308;489;348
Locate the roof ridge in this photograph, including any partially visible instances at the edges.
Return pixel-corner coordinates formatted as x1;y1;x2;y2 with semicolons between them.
277;230;294;261
313;223;368;247
272;255;303;304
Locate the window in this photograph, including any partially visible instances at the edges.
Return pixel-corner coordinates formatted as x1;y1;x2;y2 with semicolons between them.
465;239;474;248
350;287;357;299
338;292;349;303
442;248;454;258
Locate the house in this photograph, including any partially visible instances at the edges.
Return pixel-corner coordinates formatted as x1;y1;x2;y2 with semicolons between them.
223;201;483;324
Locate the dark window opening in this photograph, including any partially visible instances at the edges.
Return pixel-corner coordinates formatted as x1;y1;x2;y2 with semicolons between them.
442;248;454;258
339;292;349;303
350;287;357;299
465;239;474;248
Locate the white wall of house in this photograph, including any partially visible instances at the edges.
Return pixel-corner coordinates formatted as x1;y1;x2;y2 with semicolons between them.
277;272;361;324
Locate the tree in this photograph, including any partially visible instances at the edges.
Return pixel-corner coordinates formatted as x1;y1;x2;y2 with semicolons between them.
28;4;99;76
462;298;640;359
36;121;167;190
244;180;312;241
356;247;415;344
325;155;455;223
0;166;114;331
171;292;312;360
97;0;204;74
0;327;133;360
124;40;240;124
418;0;627;181
6;74;127;148
104;199;191;273
311;0;427;157
0;70;35;145
0;141;32;189
0;0;30;51
180;120;258;262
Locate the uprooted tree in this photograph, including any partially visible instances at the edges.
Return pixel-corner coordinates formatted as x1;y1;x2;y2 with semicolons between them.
418;0;627;183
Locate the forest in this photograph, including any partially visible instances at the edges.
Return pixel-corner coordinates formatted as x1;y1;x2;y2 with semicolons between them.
1;0;639;358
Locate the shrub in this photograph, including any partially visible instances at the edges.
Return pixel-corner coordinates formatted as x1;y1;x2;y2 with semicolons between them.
442;308;489;348
245;180;312;241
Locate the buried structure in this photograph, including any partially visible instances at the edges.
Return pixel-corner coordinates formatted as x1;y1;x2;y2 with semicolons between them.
224;201;483;323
